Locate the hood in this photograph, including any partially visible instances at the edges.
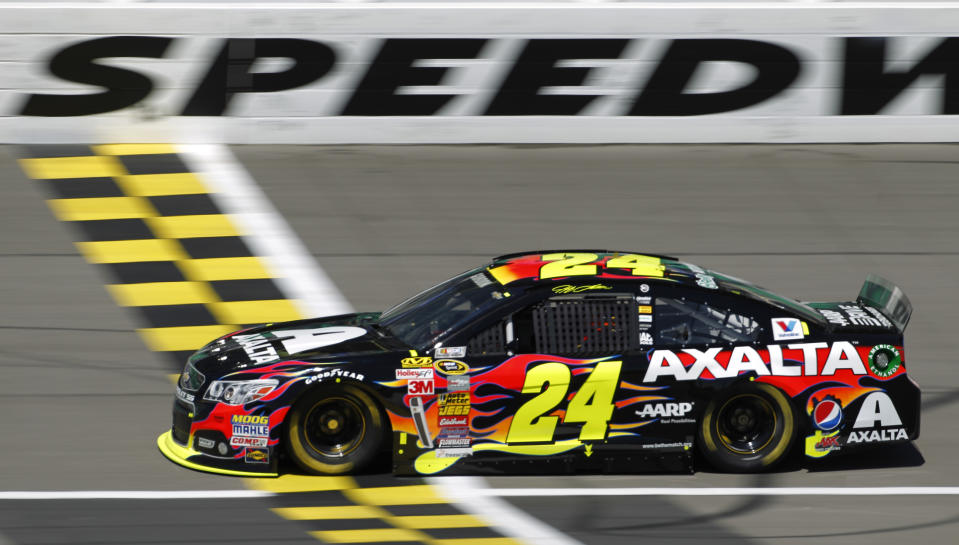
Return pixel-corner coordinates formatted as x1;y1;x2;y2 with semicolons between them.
806;302;900;335
189;312;405;377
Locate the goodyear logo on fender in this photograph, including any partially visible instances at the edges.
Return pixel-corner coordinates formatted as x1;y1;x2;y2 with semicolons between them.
434;359;469;375
401;356;433;368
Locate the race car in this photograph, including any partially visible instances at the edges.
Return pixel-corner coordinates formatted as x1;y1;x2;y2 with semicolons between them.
158;250;920;476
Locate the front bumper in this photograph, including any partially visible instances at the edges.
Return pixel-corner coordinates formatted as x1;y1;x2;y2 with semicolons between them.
157;430;278;477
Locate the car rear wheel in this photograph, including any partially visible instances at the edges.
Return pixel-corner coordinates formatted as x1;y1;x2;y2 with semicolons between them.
698;382;796;473
285;384;386;475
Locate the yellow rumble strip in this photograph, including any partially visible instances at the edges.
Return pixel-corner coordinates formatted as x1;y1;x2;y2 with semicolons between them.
19;144;524;545
18;144;304;369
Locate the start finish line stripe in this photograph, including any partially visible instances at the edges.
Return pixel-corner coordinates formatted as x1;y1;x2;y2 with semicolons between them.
477;486;959;497
4;487;959;500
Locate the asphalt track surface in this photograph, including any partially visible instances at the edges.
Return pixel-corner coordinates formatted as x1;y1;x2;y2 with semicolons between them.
2;144;958;544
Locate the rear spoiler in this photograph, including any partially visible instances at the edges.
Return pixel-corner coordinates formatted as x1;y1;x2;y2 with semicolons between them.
857;274;912;333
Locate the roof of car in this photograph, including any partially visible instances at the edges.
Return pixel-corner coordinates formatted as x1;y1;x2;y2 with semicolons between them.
486;250;705;289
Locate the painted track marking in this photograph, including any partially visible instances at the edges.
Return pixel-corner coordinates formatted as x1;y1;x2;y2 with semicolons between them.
468;486;959;496
4;487;959;501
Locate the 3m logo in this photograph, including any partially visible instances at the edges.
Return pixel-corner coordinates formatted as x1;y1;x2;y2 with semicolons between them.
407;379;434;396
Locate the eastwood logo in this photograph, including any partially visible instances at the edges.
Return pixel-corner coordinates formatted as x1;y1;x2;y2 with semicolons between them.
17;36;959;118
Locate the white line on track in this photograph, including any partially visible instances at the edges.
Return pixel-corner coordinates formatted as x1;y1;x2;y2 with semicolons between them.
177;143;353;318
0;491;274;500
474;487;959;496
177;144;564;545
429;477;585;545
5;487;959;501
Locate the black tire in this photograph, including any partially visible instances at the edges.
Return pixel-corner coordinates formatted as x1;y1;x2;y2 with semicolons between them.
697;382;796;473
285;384;386;475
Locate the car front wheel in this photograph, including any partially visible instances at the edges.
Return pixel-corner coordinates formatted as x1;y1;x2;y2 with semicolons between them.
285;384;386;475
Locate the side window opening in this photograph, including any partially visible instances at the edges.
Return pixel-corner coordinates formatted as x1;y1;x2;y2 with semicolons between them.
530;294;638;355
655;297;761;346
467;319;508;356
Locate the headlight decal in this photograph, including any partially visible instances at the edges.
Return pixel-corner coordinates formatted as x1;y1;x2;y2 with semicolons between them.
204;379;278;405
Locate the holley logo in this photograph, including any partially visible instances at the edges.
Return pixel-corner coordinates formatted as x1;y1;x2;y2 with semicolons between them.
772;317;804;341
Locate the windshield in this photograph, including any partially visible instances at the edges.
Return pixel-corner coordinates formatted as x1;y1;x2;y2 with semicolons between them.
709;270;827;325
379;268;509;349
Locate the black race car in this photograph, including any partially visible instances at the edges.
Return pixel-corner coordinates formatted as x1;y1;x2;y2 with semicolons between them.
158;250;919;476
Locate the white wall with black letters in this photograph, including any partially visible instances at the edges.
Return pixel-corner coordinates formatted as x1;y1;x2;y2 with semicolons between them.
2;3;959;143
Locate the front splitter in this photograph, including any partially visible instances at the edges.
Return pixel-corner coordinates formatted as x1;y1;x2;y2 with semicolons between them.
157;431;278;478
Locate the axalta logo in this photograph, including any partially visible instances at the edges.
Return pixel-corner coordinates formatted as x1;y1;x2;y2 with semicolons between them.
847;428;908;443
636;402;693;418
853;392;902;429
643;342;867;382
232;333;279;364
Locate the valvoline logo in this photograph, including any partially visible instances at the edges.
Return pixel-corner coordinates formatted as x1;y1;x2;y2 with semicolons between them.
812;398;843;431
771;317;804;341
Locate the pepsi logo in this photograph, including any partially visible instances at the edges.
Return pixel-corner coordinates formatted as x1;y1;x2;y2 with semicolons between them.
813;398;843;431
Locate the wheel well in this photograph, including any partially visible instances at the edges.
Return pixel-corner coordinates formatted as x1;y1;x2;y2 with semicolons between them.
288;379;394;436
